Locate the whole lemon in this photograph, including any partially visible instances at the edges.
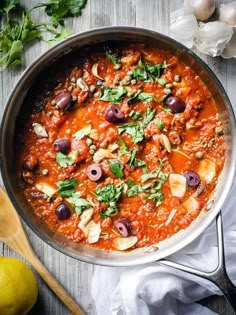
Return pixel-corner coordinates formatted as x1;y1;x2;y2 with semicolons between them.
0;256;38;315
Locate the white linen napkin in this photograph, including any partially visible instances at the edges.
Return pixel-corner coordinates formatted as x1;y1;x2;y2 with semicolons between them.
91;176;236;315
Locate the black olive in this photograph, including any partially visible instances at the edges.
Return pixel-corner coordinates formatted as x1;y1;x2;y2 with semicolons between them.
86;164;102;181
55;92;72;110
104;104;124;123
166;96;186;113
184;171;200;187
56;204;71;220
114;218;131;237
53;138;70;154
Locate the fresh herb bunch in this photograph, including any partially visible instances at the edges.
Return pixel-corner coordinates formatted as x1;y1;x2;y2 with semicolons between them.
0;0;87;70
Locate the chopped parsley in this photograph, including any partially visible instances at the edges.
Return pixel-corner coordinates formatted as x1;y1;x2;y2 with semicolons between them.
117;137;129;156
154;118;165;131
104;44;120;65
129;110;142;120
127;150;136;165
96;183;124;218
127;183;144;197
100;86;127;104
56;178;78;198
126;169;169;206
127;150;146;168
73;124;91;139
56;152;73;167
118;121;144;144
141;172;158;183
96;183;123;204
143;106;156;127
67;192;94;216
109;160;124;178
132;58;168;83
100;206;119;219
106;52;120;65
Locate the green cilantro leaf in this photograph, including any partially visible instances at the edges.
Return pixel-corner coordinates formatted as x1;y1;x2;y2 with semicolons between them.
100;206;119;219
132;58;168;82
109;160;124;178
118;121;145;144
96;183;124;204
127;150;136;165
141;172;158;183
56;152;74;167
56;178;78;198
134;158;146;167
47;26;73;46
73;124;91;139
45;0;88;26
106;52;120;65
100;86;127;104
0;0;20;16
144;190;164;206
154;118;165;131
67;191;93;216
143;106;156;126
127;184;144;197
117;137;129;156
129;110;142;120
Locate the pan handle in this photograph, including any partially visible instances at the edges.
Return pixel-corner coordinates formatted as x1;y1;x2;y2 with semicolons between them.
158;212;236;313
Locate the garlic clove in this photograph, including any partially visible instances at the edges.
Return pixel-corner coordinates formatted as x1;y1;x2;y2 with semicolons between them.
83;220;101;244
198;157;216;183
78;208;94;231
169;174;187;198
219;2;236;26
32;123;48;138
183;195;199;213
35;182;57;198
161;134;172;153
195;21;233;57
190;0;216;21
170;1;198;48
76;78;89;91
92;63;104;80
113;236;138;251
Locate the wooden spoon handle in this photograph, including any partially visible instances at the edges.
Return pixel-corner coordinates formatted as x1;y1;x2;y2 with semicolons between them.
0;187;85;315
28;254;85;315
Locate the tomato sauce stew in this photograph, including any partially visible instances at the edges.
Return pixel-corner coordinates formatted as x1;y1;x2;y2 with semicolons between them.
15;43;225;251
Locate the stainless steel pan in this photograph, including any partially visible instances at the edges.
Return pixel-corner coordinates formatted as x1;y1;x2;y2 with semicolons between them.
1;27;236;311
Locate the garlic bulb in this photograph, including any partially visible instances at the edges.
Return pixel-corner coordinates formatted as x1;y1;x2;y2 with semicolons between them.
190;0;216;21
219;2;236;26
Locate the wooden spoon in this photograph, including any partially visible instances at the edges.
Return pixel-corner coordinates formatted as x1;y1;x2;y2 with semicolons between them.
0;187;85;315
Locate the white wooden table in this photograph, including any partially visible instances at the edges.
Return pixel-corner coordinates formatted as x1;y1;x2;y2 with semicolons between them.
0;1;235;314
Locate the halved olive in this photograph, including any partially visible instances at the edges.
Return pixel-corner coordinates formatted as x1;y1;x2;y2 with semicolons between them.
104;104;124;123
114;218;131;237
86;164;102;181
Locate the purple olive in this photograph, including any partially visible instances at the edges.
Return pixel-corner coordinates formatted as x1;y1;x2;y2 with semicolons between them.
53;138;70;154
184;171;200;187
86;164;102;181
166;96;186;113
55;92;72;110
104;104;124;123
56;203;71;220
114;218;131;237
